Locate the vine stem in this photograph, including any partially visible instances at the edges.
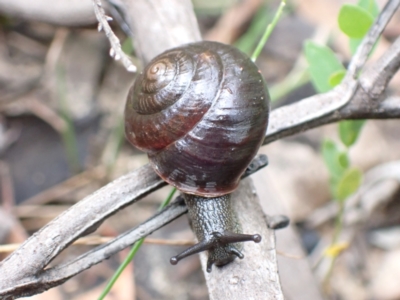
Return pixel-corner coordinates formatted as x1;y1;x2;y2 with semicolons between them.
56;66;80;173
322;199;345;292
251;0;286;62
98;187;177;300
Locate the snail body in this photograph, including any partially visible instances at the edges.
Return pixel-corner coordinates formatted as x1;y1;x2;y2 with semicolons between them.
125;41;270;271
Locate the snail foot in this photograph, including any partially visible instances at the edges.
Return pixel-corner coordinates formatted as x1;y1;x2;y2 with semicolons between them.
205;245;244;272
170;231;261;271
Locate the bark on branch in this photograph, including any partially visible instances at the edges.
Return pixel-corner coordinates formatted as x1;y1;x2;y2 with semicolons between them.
0;0;96;26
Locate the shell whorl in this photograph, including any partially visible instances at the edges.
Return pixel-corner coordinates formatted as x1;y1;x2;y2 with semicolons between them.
125;41;270;197
132;51;196;114
126;45;223;151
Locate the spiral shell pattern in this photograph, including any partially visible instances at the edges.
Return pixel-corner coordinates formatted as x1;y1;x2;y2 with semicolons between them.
125;41;270;197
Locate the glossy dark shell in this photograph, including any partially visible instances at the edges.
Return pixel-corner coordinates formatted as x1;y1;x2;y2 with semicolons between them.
125;41;270;197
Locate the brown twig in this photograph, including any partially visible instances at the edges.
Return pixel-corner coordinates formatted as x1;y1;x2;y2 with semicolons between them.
306;160;400;228
0;153;268;298
0;237;195;253
204;0;263;44
24;98;67;133
23;165;106;205
0;0;96;26
12;205;71;218
44;28;70;76
0;161;14;212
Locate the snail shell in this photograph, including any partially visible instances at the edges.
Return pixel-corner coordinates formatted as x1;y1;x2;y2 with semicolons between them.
125;41;270;197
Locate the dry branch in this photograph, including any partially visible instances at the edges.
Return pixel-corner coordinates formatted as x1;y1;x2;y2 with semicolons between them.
0;154;268;298
265;0;400;144
201;179;283;299
0;164;164;298
264;34;400;144
0;0;96;26
119;0;202;64
0;0;399;299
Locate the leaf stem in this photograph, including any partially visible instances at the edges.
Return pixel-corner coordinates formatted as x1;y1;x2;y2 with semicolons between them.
323;199;345;292
56;66;80;173
98;187;177;300
251;0;286;62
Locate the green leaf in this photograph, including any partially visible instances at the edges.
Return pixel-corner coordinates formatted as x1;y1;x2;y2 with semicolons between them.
329;70;346;87
358;0;379;17
349;0;379;54
122;37;134;55
326;150;350;197
322;139;347;180
304;41;345;93
335;168;362;201
338;152;350;169
339;120;366;147
338;4;374;38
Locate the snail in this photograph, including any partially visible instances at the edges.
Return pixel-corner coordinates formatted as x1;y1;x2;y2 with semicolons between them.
124;41;270;272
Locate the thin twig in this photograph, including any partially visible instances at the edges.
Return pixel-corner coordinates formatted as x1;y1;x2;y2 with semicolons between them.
346;0;400;79
0;161;15;212
264;34;400;144
92;0;137;72
98;187;177;299
0;237;194;253
44;28;69;76
23;165;106;205
204;0;263;44
25;98;67;133
0;0;96;26
264;0;400;144
43;200;187;294
0;155;267;298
